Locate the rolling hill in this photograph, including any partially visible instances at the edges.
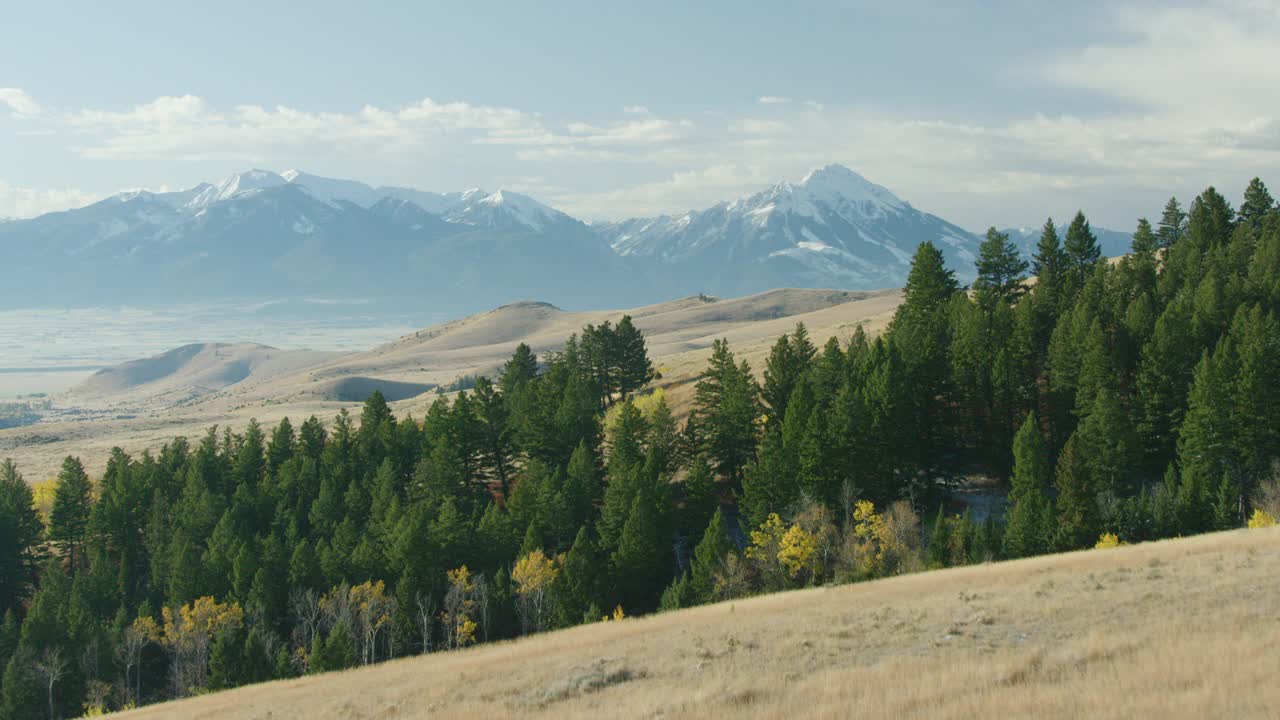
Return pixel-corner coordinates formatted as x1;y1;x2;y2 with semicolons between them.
0;287;902;480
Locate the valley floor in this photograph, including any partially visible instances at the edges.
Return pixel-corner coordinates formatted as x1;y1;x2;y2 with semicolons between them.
119;526;1280;719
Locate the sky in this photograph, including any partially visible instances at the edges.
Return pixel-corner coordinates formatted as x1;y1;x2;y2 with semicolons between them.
2;0;1279;231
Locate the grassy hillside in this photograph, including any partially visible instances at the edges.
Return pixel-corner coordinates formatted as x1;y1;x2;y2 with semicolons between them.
119;527;1280;719
1;288;898;481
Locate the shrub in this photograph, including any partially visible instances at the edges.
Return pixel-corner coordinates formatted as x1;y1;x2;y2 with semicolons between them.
1247;509;1276;529
1095;532;1125;549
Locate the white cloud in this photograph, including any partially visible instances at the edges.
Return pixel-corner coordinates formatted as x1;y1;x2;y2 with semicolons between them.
0;88;41;117
1044;0;1280;122
0;180;100;218
563;117;695;146
730;119;791;135
757;96;792;105
622;105;650;115
64;95;553;160
804;100;825;112
554;164;771;219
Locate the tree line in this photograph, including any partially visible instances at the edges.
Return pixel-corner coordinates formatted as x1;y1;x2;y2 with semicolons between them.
2;178;1279;717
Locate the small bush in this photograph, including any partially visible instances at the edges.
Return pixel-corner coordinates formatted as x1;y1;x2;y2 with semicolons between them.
1247;509;1276;529
1095;532;1125;549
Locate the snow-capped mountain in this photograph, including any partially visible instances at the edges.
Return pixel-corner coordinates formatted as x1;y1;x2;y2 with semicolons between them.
598;164;983;295
0;169;635;312
2;164;1125;313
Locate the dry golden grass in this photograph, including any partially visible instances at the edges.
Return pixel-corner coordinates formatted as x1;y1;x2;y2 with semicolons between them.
119;527;1280;719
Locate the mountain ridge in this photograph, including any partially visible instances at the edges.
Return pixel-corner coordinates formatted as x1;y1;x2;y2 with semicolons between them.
0;165;1131;313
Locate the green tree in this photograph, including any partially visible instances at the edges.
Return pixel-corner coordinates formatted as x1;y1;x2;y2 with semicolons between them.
761;323;815;425
49;456;93;572
974;227;1029;308
679;455;718;538
1157;197;1187;249
1176;348;1236;533
553;527;601;627
889;241;960;489
739;429;795;529
0;460;43;612
609;482;670;613
1053;434;1097;550
472;376;514;498
1131;218;1158;255
613;315;655;401
501;343;539;393
1063;211;1102;300
692;340;760;485
1238;177;1275;231
688;509;735;604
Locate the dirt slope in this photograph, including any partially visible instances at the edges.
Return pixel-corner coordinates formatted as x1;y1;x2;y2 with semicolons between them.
117;527;1280;719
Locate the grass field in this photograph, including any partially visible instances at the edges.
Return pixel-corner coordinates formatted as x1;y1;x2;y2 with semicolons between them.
118;526;1280;719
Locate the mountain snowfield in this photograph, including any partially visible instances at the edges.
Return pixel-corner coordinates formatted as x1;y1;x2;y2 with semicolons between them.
0;165;1129;313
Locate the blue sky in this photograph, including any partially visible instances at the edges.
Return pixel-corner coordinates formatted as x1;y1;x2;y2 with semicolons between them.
2;0;1278;230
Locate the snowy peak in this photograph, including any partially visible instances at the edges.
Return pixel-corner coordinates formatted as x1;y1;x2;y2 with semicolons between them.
730;164;906;227
797;164;905;210
189;170;287;209
595;163;982;292
446;189;569;232
279;170;384;208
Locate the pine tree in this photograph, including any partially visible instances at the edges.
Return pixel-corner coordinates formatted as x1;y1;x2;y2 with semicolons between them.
606;400;648;480
1032;218;1067;286
692;340;760;484
657;572;694;612
679;455;718;538
473;376;514;499
927;505;950;568
1136;296;1198;473
49;456;93;572
1157;197;1187;249
1228;307;1280;488
1239;177;1275;231
893;241;960;329
1131;218;1157;255
563;441;600;530
761;335;798;426
1176;348;1236;533
688;509;735;603
739;429;794;529
1010;413;1049;500
266;416;296;477
889;242;960;488
974;227;1029;308
553;526;601;627
613;315;655;401
610;486;669;613
1187;187;1236;250
1054;433;1097;551
0;460;43;612
1063;211;1102;300
1077;389;1141;498
1212;473;1239;530
500;343;539;393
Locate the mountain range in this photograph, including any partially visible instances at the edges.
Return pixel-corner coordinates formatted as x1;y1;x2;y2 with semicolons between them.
0;165;1130;314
